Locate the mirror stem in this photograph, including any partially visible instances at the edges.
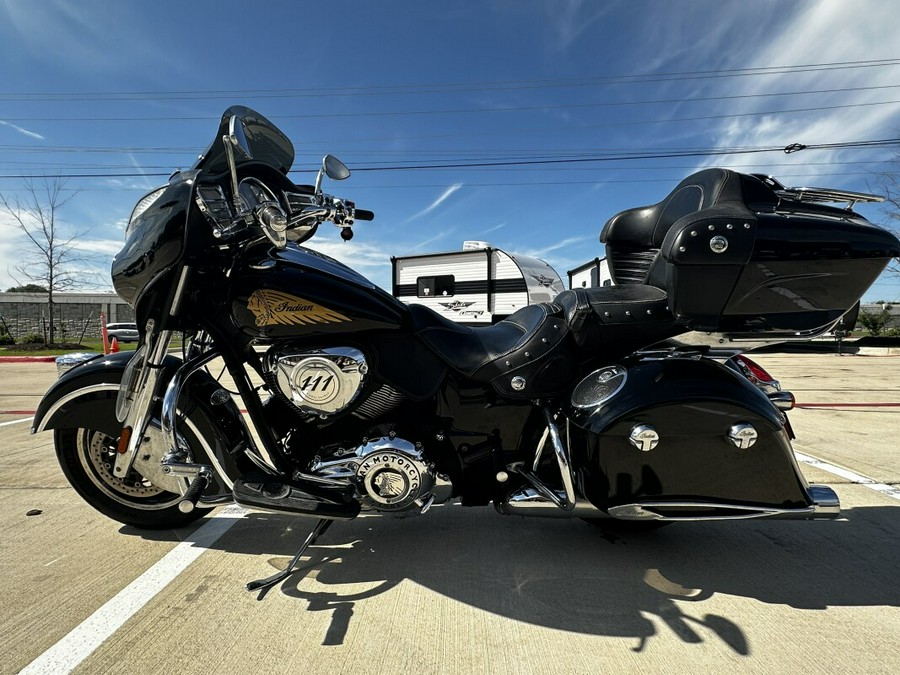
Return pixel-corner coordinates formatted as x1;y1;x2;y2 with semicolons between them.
223;135;242;214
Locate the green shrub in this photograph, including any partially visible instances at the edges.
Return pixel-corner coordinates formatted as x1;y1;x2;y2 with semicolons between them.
19;333;45;344
858;308;893;336
0;332;13;345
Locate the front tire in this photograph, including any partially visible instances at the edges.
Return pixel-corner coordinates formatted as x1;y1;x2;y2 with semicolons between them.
55;427;211;529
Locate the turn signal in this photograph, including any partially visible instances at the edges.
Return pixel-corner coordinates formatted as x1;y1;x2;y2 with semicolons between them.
768;391;795;411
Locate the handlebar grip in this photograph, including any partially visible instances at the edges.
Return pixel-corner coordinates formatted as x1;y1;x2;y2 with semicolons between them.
355;209;375;221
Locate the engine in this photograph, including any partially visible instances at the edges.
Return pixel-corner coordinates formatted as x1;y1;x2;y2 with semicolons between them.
307;435;453;513
264;346;452;513
266;346;368;416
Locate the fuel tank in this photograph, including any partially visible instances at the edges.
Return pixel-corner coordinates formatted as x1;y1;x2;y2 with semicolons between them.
229;243;409;340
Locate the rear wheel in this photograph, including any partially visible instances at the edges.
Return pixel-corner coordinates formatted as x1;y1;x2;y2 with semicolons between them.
55;426;212;529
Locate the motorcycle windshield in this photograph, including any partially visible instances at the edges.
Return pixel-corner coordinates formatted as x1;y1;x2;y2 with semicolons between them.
193;106;294;176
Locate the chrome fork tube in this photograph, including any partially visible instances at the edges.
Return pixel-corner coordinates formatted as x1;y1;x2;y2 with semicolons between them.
112;327;174;478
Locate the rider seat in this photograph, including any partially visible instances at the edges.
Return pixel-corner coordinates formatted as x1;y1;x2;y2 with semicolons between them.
555;285;680;357
408;302;577;398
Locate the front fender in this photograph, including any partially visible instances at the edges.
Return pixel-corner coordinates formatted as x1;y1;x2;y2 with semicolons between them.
33;351;135;436
33;351;252;493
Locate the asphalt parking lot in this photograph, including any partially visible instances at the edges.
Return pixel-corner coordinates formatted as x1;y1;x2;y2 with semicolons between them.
1;353;898;674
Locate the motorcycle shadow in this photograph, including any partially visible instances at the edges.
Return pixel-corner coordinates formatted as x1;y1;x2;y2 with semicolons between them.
124;503;900;651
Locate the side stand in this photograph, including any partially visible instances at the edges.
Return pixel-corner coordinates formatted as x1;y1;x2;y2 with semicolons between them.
246;518;333;592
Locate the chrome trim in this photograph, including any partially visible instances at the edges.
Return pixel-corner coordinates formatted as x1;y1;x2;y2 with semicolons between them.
571;365;627;409
268;346;368;417
532;426;550;472
777;185;884;207
768;391;795;411
161;350;221;460
510;410;576;512
727;423;758;449
607;487;840;521
496;487;602;518
113;329;173;478
168;266;192;317
544;408;576;510
709;235;729;253
807;484;841;518
628;424;659;452
33;383;120;433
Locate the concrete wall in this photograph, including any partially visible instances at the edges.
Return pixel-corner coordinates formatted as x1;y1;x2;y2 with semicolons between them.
0;292;133;342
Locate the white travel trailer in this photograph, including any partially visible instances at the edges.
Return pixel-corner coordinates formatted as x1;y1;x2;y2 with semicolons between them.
392;242;565;324
567;256;613;289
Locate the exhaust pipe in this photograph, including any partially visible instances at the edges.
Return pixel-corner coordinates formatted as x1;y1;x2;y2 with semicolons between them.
498;485;840;521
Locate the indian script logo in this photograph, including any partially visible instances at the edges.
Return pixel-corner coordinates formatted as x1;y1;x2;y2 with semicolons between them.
247;289;351;327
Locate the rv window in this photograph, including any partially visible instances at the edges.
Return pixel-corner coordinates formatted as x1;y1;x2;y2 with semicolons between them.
417;275;455;297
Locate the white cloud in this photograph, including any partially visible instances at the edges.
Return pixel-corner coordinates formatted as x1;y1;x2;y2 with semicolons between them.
0;120;45;141
692;1;900;182
404;183;463;223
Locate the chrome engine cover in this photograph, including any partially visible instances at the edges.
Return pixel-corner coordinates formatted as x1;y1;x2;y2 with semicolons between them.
308;436;453;512
267;347;368;416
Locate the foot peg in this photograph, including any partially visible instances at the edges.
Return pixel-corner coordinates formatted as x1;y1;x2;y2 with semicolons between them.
178;472;210;514
232;472;360;520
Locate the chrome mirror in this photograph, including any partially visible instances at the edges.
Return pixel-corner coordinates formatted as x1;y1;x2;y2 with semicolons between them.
324;155;350;180
315;154;350;195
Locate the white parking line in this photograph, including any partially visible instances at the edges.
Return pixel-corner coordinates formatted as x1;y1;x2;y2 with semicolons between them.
0;417;33;427
795;452;900;501
19;505;247;675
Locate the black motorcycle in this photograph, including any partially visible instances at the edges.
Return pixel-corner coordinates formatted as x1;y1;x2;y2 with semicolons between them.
33;107;900;590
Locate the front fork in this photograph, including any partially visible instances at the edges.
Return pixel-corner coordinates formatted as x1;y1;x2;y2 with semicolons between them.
112;320;174;479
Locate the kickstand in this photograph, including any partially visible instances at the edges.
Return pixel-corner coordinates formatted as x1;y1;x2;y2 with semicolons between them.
246;518;333;593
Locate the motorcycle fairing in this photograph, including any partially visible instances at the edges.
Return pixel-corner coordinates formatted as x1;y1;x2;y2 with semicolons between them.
569;356;812;511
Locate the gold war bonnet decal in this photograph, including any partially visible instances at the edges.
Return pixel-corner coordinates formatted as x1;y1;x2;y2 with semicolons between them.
247;289;351;327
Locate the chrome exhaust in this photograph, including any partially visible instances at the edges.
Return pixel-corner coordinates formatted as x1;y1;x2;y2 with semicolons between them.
497;485;840;521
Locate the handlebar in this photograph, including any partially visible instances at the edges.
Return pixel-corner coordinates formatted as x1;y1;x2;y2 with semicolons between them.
355;209;375;221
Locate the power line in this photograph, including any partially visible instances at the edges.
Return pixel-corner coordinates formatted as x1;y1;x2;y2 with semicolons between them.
1;58;897;102
4;83;899;122
0;138;896;179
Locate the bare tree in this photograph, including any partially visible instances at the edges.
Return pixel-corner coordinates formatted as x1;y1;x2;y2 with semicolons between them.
0;177;100;344
873;163;900;279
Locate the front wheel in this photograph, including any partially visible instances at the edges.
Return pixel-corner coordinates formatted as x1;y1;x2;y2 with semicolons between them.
55;427;212;529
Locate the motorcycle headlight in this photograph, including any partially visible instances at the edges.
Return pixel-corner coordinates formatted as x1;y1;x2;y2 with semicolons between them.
126;186;166;238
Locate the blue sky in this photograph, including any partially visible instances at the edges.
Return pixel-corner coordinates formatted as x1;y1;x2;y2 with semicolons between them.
1;0;899;301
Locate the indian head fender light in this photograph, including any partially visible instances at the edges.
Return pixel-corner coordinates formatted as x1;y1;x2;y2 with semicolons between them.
126;186;167;238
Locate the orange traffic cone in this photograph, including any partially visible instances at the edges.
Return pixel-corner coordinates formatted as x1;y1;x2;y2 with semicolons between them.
110;337;119;353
